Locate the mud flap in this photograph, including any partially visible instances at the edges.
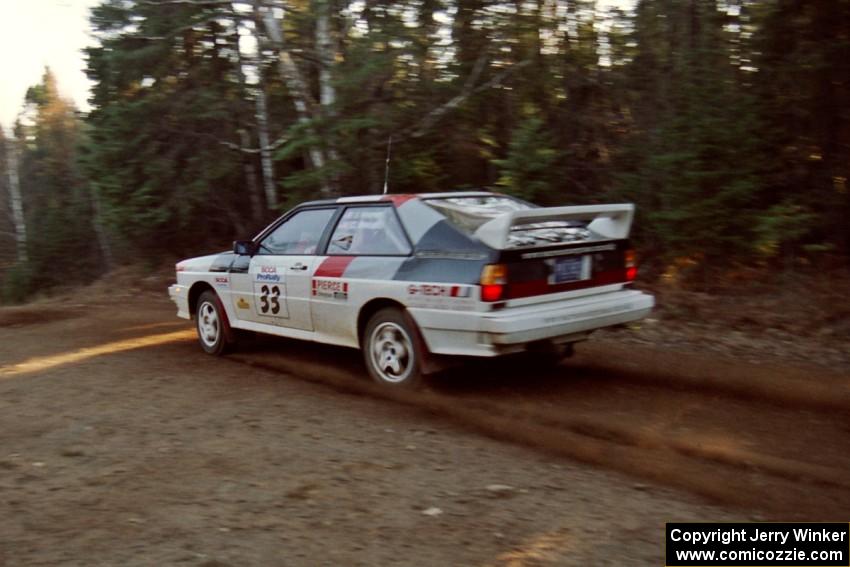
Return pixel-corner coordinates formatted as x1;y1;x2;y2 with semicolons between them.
402;309;442;375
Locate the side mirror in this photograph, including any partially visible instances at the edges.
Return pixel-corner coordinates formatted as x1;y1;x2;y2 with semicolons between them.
233;240;258;256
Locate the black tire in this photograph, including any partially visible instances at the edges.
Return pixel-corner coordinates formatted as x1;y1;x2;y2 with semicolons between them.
195;290;235;356
362;307;425;389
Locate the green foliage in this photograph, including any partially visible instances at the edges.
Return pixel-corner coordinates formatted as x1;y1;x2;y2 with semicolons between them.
3;0;850;301
754;200;818;259
0;263;33;304
494;116;560;204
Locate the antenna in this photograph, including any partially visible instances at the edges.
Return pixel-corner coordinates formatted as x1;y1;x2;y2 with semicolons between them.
382;135;393;195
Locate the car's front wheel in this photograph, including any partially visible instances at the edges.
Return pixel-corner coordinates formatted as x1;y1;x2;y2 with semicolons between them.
363;308;424;389
196;290;235;356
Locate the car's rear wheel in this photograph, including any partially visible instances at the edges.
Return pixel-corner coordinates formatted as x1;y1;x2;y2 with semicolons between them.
363;308;424;389
196;290;235;356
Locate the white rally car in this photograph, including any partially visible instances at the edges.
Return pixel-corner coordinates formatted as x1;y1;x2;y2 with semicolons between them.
168;191;654;388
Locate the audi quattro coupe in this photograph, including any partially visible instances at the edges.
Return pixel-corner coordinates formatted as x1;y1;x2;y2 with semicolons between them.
168;191;654;388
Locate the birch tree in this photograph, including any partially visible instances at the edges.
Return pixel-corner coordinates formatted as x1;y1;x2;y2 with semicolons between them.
257;0;334;197
2;131;28;264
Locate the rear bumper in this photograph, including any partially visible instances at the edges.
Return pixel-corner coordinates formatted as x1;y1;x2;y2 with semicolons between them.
410;289;654;357
168;284;191;320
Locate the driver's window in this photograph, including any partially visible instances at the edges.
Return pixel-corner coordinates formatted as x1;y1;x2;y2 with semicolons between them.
259;208;335;255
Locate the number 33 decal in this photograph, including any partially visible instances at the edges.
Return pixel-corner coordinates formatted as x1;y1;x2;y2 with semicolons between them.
259;284;281;315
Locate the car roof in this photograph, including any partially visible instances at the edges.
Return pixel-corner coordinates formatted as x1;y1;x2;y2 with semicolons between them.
294;190;500;209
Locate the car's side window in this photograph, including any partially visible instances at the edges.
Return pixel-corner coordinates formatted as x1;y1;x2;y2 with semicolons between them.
258;208;335;255
327;206;411;256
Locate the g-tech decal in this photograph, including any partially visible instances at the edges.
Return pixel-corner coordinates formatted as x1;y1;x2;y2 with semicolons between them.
407;284;471;298
236;297;250;309
405;283;476;311
312;278;349;300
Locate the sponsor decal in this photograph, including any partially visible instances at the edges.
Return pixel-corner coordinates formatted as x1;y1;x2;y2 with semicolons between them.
255;265;280;282
236;297;250;309
312;278;349;300
405;283;475;311
214;276;229;285
407;284;471;298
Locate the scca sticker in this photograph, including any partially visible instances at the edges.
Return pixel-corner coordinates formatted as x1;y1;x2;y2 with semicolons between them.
256;265;281;282
312;278;349;300
214;276;229;286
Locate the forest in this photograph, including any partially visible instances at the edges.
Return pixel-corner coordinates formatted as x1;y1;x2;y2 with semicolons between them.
1;0;848;302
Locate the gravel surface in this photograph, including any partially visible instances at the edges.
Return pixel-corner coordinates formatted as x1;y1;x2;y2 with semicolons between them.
0;296;743;566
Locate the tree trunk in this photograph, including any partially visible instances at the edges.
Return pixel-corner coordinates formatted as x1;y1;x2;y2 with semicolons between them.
240;129;264;221
316;0;341;189
257;0;333;197
89;183;114;272
4;138;28;264
254;88;278;210
233;8;271;220
316;0;336;111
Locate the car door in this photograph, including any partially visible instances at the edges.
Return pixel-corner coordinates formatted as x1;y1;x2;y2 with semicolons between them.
231;207;336;332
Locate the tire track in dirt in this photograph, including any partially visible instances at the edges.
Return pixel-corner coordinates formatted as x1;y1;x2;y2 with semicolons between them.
224;337;850;521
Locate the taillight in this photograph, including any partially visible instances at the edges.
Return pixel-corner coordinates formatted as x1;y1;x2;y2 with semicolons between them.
625;249;637;281
480;264;508;302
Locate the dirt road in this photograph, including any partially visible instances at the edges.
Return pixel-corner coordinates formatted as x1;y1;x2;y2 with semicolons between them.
1;291;848;566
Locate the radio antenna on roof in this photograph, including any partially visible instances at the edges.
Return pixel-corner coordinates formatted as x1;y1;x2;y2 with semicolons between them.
382;135;393;195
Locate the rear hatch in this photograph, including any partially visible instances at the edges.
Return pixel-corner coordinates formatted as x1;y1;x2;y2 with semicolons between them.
423;196;637;303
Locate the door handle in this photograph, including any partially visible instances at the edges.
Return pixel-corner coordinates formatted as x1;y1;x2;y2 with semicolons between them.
290;263;308;271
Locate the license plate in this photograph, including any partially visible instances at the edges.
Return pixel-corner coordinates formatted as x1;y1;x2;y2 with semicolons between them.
549;255;591;284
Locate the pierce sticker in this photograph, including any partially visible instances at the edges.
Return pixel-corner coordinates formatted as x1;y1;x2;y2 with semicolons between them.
312;278;349;301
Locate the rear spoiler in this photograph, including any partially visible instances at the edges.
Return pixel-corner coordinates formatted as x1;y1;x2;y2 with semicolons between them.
474;204;635;249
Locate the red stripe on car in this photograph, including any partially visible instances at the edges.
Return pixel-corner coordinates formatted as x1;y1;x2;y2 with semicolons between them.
314;256;355;278
382;194;416;206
